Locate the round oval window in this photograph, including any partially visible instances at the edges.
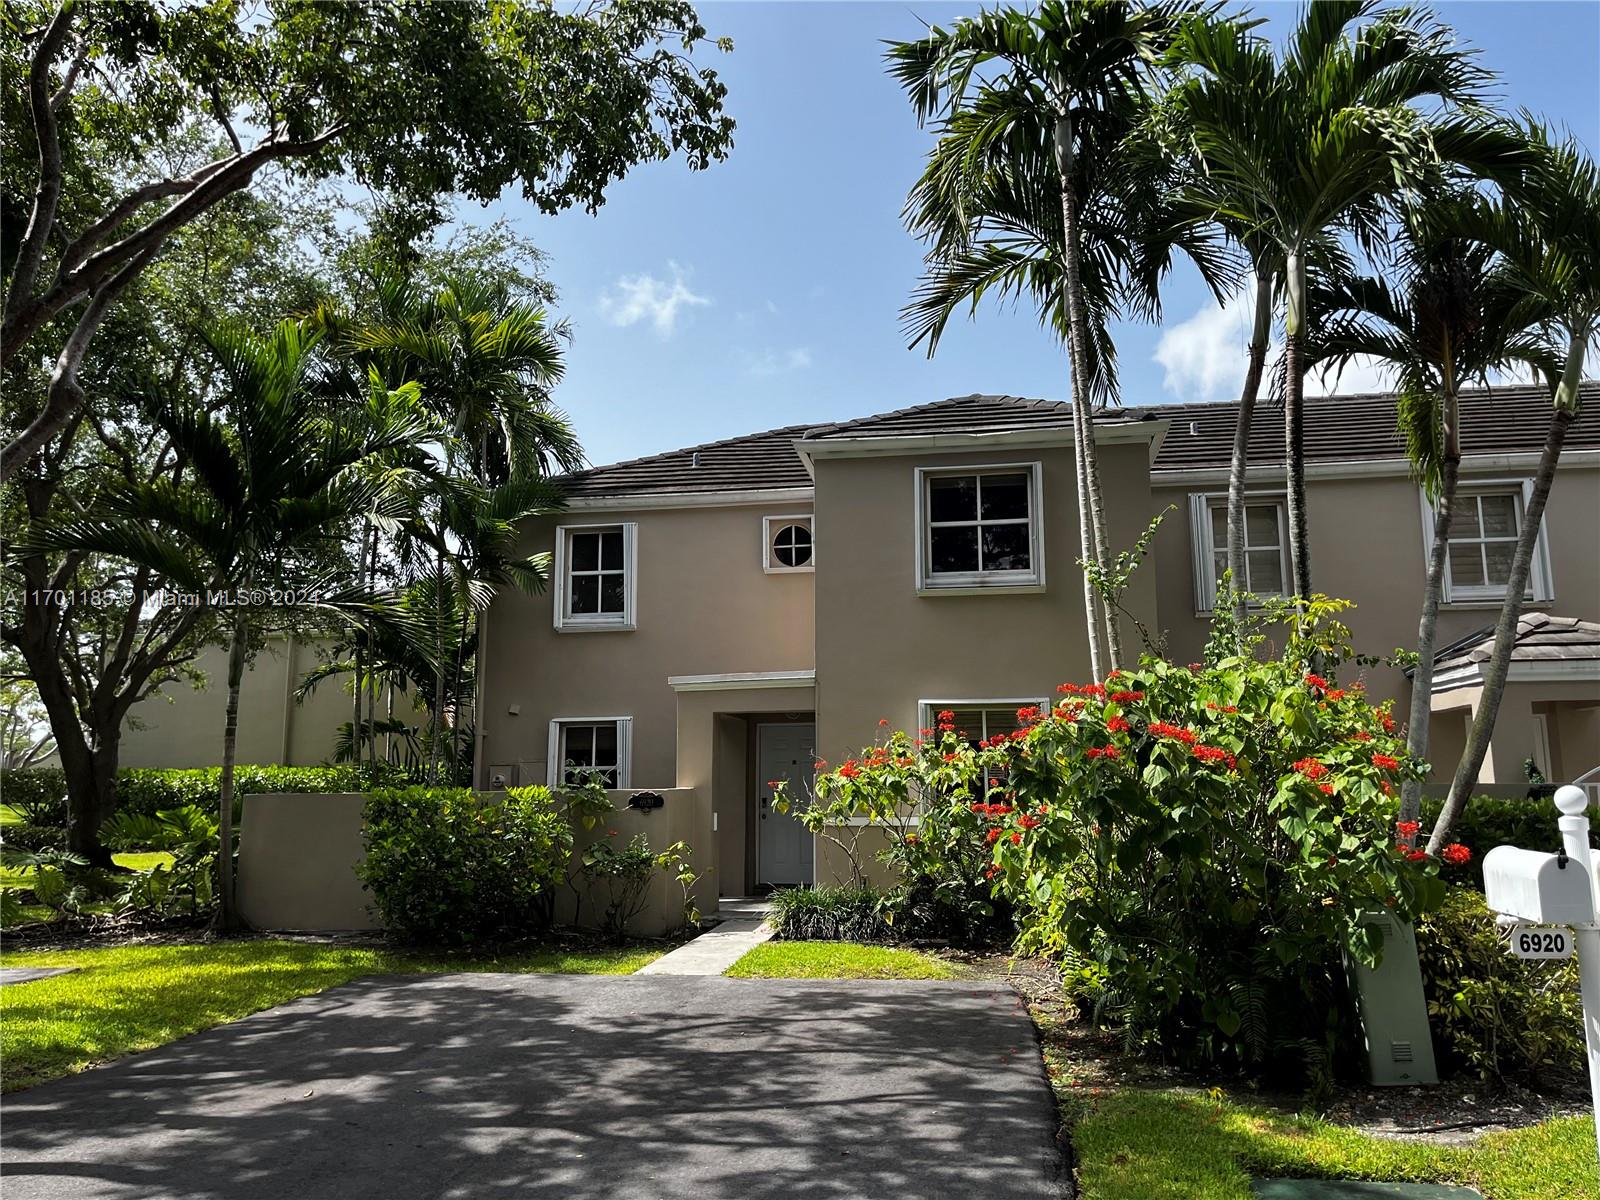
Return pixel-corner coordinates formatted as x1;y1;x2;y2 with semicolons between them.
772;523;812;568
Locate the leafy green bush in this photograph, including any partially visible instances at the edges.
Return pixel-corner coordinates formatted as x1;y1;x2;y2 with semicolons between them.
102;805;219;917
1;769;69;825
769;885;894;943
1418;795;1597;890
1417;887;1583;1087
787;598;1450;1083
359;785;572;945
0;824;67;852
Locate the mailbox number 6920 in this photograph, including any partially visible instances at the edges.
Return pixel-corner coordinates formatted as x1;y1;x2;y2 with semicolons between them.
1510;926;1572;960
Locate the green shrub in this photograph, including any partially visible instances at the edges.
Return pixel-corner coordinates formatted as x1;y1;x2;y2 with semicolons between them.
1417;887;1583;1087
1;769;68;825
769;885;894;942
0;824;67;852
1418;795;1597;890
359;785;572;945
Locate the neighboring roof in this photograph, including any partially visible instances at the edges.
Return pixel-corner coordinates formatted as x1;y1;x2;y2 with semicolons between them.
558;384;1599;500
1150;383;1600;474
1432;613;1600;671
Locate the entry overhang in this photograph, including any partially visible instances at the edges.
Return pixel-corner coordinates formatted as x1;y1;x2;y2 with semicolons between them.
668;670;816;693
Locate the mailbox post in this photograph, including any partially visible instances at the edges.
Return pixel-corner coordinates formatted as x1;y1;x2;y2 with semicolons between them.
1484;785;1600;1169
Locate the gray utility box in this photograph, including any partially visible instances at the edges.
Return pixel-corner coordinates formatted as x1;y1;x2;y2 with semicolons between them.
1347;910;1439;1085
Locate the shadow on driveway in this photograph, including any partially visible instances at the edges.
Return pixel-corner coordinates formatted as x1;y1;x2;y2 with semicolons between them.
1;974;1066;1199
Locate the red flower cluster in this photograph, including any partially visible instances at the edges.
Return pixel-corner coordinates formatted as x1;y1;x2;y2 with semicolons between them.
986;827;1003;845
942;752;960;764
1325;688;1347;701
1318;783;1335;795
1148;721;1199;745
813;759;827;770
1205;702;1239;713
1304;672;1329;692
1379;712;1396;733
839;763;860;779
1404;848;1427;862
1085;744;1120;760
971;802;1013;819
1371;753;1400;771
1441;843;1472;867
1106;715;1131;733
1109;690;1145;703
1018;813;1041;830
1016;705;1043;725
1395;820;1420;840
1191;744;1237;770
1293;757;1329;781
1350;730;1372;742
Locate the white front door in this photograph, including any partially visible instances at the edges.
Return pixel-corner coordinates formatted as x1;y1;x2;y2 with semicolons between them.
757;722;815;887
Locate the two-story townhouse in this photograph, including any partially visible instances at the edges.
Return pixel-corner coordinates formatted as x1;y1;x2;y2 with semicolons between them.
475;384;1600;906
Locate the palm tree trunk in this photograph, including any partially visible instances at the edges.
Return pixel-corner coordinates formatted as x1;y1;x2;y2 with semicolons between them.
218;614;248;931
1426;405;1573;853
1226;271;1275;634
364;526;379;772
1400;390;1461;829
426;554;448;785
1282;249;1312;601
1055;114;1111;677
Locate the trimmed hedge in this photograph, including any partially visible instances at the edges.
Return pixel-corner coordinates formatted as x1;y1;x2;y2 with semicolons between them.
1419;794;1599;890
2;764;403;825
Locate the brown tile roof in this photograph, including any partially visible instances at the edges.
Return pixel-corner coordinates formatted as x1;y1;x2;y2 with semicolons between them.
1432;613;1600;669
558;384;1598;498
1149;382;1600;473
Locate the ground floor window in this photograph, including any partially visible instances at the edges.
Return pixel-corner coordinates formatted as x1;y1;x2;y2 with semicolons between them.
547;717;632;788
917;700;1048;750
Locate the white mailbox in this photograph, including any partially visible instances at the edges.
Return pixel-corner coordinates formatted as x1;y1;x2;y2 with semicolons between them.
1483;845;1595;926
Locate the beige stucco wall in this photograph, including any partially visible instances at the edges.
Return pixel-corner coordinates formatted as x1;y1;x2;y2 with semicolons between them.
120;637;349;769
813;438;1160;767
236;788;712;935
478;502;816;792
1150;461;1600;783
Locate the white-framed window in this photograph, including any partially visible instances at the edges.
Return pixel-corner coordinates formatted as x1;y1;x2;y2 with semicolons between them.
1187;492;1290;611
553;523;637;631
1423;482;1554;603
763;514;814;573
547;717;632;788
917;699;1050;750
914;463;1044;593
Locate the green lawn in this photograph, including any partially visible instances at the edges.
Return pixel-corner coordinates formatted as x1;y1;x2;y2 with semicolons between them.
1070;1086;1597;1200
0;939;664;1091
1;850;175;888
0;803;21;826
725;940;964;979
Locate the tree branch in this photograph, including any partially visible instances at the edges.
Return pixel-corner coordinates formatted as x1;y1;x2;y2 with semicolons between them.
4;3;76;327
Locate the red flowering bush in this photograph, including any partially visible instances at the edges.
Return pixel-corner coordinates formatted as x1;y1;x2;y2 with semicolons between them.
790;597;1455;1080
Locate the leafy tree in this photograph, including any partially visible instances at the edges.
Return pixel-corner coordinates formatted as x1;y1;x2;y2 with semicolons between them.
889;0;1230;675
1162;0;1511;600
1;0;734;480
35;321;435;926
0;650;54;770
1312;197;1556;829
1428;129;1599;852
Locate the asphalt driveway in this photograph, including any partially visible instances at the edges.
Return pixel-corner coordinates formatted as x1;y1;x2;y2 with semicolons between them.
0;973;1067;1200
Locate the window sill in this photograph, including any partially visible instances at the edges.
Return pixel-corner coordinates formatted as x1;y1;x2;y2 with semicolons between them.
555;620;637;633
1441;595;1543;610
917;581;1044;597
763;565;815;575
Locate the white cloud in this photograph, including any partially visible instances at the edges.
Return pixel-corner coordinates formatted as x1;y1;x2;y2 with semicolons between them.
1305;355;1395;397
599;261;708;337
746;347;813;377
1154;284;1264;403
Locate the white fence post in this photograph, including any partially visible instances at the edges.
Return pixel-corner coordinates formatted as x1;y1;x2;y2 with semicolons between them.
1554;784;1600;1171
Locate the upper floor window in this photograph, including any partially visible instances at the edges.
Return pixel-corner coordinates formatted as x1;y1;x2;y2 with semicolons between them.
1431;483;1553;603
554;523;637;631
915;464;1044;592
763;514;814;573
548;717;632;788
1188;493;1288;610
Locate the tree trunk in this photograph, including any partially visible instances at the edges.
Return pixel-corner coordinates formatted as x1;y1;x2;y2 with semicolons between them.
426;554;448;786
1427;405;1573;853
365;524;380;771
1400;391;1461;830
1055;113;1111;678
217;615;248;931
1281;250;1312;601
1226;270;1274;634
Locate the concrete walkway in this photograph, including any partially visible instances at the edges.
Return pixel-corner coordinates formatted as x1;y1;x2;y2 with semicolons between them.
635;897;774;976
0;967;78;987
0;972;1066;1199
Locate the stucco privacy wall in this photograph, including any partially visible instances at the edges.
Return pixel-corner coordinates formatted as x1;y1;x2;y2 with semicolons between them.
1149;463;1600;780
120;637;349;769
477;502;815;790
813;438;1161;767
236;788;711;935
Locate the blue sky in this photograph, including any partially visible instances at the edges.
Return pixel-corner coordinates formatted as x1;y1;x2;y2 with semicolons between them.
477;1;1600;470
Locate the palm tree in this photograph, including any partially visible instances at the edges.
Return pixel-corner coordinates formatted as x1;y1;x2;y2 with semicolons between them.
888;1;1220;674
1427;129;1600;853
1164;1;1508;600
39;321;432;927
1313;198;1558;830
